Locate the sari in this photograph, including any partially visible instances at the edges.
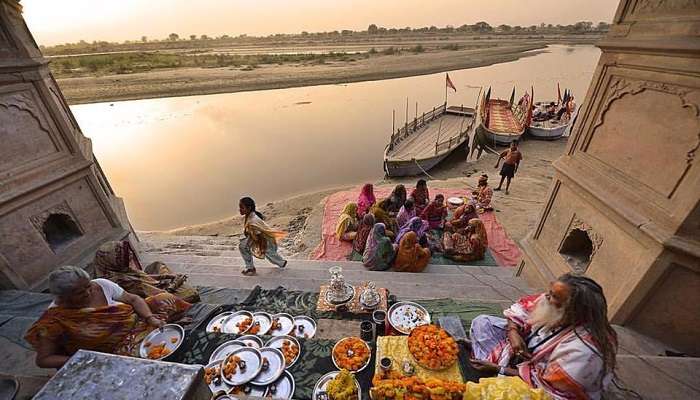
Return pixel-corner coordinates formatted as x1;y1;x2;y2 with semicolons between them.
370;199;398;235
476;185;494;210
447;203;478;231
362;223;396;271
352;213;375;254
335;203;359;240
93;241;200;303
387;185;407;213
393;231;431;273
410;186;430;214
396;204;416;229
357;184;376;217
244;212;287;259
394;216;428;244
25;292;191;358
443;219;487;261
420;200;447;229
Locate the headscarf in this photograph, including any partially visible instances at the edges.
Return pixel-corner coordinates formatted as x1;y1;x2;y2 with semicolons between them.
396;203;416;229
390;185;407;208
478;174;488;186
410;184;430;207
335;203;358;239
362;223;394;270
357;184;376;217
93;241;161;296
244;212;287;258
393;231;430;273
352;213;375;254
395;216;428;244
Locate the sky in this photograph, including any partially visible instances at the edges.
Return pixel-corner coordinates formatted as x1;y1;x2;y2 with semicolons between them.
23;0;619;46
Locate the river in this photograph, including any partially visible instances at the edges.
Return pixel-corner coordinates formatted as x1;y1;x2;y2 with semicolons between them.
71;44;600;230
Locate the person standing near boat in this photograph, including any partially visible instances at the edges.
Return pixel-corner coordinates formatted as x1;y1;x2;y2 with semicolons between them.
494;141;523;195
238;197;287;276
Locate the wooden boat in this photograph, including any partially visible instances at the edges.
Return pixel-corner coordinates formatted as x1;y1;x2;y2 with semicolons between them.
527;100;576;140
383;104;477;177
477;88;532;146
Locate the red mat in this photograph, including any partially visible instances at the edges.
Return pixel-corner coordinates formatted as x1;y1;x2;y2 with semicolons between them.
310;187;522;267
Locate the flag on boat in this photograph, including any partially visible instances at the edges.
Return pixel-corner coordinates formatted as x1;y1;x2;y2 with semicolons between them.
557;83;562;104
446;73;457;92
509;86;516;106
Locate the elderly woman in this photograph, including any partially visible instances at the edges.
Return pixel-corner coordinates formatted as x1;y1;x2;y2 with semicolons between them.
25;266;191;369
335;203;359;242
443;218;488;262
93;240;200;303
393;231;431;273
362;223;397;271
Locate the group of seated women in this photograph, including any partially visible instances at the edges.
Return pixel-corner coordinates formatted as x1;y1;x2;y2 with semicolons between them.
335;177;493;272
25;240;200;369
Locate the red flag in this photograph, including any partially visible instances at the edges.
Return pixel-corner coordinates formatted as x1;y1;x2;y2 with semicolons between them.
557;83;562;104
446;73;456;92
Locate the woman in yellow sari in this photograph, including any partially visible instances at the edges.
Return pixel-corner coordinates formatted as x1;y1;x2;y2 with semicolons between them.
238;197;287;276
335;203;359;242
93;240;200;303
25;266;191;369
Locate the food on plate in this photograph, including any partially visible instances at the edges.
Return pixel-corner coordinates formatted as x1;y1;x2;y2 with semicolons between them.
146;342;170;359
327;369;358;400
271;318;282;331
204;365;220;385
370;373;465;400
213;326;222;333
407;324;458;370
333;337;370;372
143;341;152;347
236;317;253;333
281;340;299;366
248;321;261;335
223;355;242;379
170;337;179;344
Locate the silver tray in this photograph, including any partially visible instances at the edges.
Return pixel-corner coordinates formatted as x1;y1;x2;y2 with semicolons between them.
209;340;246;364
292;315;317;339
265;370;295;400
325;283;355;305
237;335;264;349
250;347;285;385
207;311;234;333
269;313;295;336
312;371;361;400
222;310;254;334
227;383;266;398
331;337;371;373
265;335;301;368
252;312;273;335
387;301;430;335
220;347;263;387
204;360;232;394
139;324;184;360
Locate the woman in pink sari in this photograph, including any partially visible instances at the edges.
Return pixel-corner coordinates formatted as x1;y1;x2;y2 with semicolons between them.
357;183;376;217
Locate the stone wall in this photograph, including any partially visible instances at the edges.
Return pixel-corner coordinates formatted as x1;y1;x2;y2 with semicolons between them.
0;0;133;289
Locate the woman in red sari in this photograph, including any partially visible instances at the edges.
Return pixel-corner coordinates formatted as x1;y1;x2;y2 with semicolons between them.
420;194;447;230
25;266;190;369
410;179;430;215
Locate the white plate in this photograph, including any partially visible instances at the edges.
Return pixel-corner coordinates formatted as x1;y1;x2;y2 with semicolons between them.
207;311;234;333
209;340;246;364
139;324;184;360
204;360;232;394
312;371;361;400
265;335;301;368
237;335;264;349
220;347;263;387
269;313;295;336
387;301;430;335
222;311;254;334
250;347;285;386
266;370;295;400
252;312;273;336
331;337;371;373
292;315;317;339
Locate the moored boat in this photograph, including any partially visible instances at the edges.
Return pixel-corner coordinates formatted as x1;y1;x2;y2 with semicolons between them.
528;93;577;140
476;87;533;146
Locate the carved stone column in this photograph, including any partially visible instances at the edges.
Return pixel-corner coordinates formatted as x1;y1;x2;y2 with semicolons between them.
0;0;134;289
518;0;700;356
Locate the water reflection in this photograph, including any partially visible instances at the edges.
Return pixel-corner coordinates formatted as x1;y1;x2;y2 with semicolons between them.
71;45;600;230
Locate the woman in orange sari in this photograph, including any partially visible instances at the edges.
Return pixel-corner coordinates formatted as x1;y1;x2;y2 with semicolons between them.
443;218;488;262
25;266;191;369
393;231;431;272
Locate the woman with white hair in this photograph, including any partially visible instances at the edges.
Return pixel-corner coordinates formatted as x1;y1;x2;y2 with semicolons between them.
25;266;191;369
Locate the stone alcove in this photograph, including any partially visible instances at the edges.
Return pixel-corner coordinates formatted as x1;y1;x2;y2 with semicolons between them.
559;216;603;274
31;202;84;253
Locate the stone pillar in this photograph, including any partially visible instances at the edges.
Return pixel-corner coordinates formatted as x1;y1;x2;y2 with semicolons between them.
518;0;700;356
0;0;134;289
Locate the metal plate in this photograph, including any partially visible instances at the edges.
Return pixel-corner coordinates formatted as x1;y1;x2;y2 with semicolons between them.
204;360;232;394
252;312;273;336
222;310;254;334
139;324;184;360
250;347;285;385
265;370;295;400
227;383;266;398
331;337;371;373
220;347;263;387
207;312;234;333
312;371;361;400
269;313;295;336
292;315;317;339
209;340;246;364
237;335;264;349
324;283;355;305
387;301;431;335
265;335;301;368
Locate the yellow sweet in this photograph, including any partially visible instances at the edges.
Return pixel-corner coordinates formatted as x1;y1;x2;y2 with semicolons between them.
327;369;358;400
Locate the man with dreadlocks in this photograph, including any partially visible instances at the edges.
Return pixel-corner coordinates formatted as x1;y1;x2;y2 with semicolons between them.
469;273;617;399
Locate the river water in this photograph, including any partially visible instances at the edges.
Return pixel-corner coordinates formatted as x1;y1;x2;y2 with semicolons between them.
71;44;600;230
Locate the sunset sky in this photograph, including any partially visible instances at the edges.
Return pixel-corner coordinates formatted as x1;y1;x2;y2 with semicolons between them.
22;0;619;46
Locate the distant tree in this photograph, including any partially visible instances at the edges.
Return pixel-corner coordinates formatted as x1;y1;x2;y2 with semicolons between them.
341;29;353;36
221;34;231;39
513;25;523;33
528;25;537;32
190;34;197;40
428;25;438;32
368;24;378;34
201;34;209;40
574;21;593;32
444;24;454;33
456;24;470;32
547;24;553;29
141;36;148;42
596;21;611;31
498;24;512;32
168;33;179;41
473;21;493;33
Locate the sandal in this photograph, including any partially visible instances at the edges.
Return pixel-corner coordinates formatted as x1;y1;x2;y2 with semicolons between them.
241;268;257;276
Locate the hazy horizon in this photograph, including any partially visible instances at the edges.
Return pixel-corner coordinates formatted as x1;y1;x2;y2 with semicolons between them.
23;0;618;46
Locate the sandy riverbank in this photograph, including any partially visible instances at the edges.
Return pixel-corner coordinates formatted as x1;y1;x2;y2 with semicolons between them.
161;138;568;258
58;41;587;105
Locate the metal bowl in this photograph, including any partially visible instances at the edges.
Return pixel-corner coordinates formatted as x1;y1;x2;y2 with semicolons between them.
331;337;371;373
139;324;185;360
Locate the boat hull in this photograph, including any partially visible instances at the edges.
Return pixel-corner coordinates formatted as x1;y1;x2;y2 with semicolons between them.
477;124;524;146
527;123;568;140
384;147;455;177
